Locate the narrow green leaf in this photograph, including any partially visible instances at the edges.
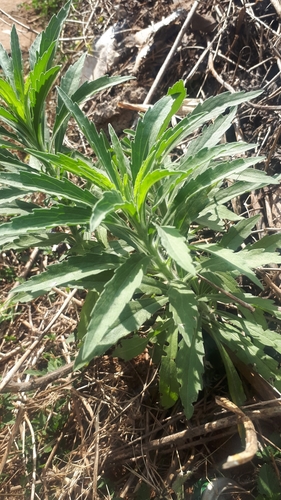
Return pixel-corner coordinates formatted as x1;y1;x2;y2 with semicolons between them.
10;26;24;100
10;253;122;302
32;66;61;142
54;52;86;150
242;248;281;268
257;464;281;497
159;323;180;408
0;171;97;207
0;149;30;170
220;215;261;251
0;43;14;86
168;280;199;344
27;150;115;190
250;233;281;252
229;168;278;184
156;79;187;139
210;330;246;405
53;75;132;148
179;141;255;175
157;225;196;275
109;124;131;178
168;282;204;418
56;88;120;186
197;243;263;288
90;191;126;232
154;91;262;161
0;79;25;119
216;323;281;393
75;253;150;367
1;231;70;251
186;106;238;156
86;296;167;359
176;334;205;418
0;205;91;239
0;198;38;218
0;186;29;206
187;90;262;124
131;81;186;180
29;0;71;69
58;53;87;109
135;169;179;211
70;75;132;105
77;290;99;340
113;335;150;361
26;42;57;104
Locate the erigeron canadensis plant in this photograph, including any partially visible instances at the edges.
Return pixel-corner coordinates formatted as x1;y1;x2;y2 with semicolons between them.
1;1;281;417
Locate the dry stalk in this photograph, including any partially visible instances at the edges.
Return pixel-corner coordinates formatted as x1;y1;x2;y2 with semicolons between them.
215;396;258;469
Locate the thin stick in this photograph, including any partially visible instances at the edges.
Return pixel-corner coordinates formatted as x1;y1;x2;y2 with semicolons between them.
143;1;199;105
25;414;37;500
216;396;258;469
0;8;39;35
198;274;255;312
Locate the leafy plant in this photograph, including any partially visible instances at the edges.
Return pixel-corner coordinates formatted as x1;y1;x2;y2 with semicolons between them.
1;3;281;418
22;0;76;20
256;464;281;500
255;434;281;500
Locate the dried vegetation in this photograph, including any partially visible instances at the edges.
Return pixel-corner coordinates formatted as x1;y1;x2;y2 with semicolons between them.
1;0;281;498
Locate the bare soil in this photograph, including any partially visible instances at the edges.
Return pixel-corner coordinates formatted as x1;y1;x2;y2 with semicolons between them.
0;0;40;52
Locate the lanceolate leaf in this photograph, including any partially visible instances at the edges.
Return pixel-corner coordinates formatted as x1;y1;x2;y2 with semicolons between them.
29;0;71;70
220;216;261;251
10;254;123;302
168;282;204;416
10;26;24;101
159;323;180;408
109;124;131;178
131;84;185;180
168;281;199;346
210;327;246;406
0;42;14;86
0;79;25;119
196;243;263;288
0;206;91;238
113;335;150;362
0;171;97;206
56;88;120;186
157;225;196;275
216;323;281;392
53;75;132;149
176;334;205;418
27;150;115;190
186;106;238;156
75;253;150;368
0;186;30;206
135;169;179;211
90;191;127;232
102;296;168;359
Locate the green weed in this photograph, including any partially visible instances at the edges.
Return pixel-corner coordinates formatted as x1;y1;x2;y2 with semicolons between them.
0;2;281;421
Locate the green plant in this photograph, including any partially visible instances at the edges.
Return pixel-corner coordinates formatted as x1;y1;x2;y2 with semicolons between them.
255;434;281;500
22;0;72;20
1;3;281;418
256;463;281;500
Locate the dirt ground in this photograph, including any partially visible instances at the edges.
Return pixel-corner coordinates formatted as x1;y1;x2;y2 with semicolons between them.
0;0;39;51
1;0;281;499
